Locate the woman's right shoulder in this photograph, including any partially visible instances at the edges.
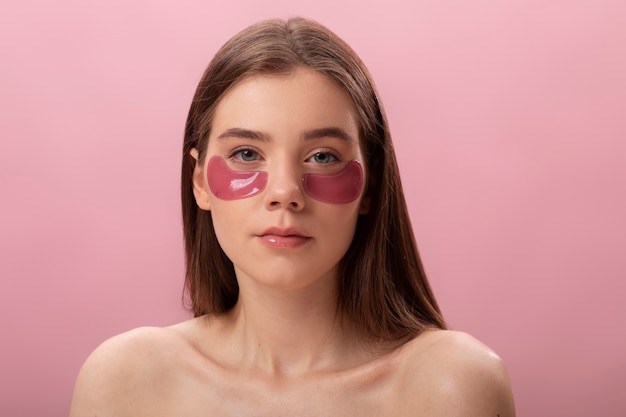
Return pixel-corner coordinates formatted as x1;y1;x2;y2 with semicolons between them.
78;325;181;370
68;318;211;416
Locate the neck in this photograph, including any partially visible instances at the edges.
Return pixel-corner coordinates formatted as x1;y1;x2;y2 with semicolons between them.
224;270;365;376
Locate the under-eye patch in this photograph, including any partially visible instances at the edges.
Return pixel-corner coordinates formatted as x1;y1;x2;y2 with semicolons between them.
206;156;364;203
301;160;363;203
207;156;268;200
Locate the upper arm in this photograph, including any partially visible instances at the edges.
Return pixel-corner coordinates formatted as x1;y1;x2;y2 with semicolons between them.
434;348;515;416
69;339;129;416
407;331;516;417
68;327;169;417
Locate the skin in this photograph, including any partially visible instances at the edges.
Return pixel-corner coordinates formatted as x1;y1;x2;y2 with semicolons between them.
69;68;516;416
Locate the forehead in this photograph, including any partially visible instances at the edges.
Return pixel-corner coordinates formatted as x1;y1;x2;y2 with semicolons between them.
211;68;359;137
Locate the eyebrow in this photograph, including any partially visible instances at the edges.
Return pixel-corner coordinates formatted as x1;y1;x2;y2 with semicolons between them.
302;127;355;142
216;128;269;141
215;127;355;142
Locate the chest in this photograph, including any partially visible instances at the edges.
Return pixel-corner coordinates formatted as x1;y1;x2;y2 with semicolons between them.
161;365;407;417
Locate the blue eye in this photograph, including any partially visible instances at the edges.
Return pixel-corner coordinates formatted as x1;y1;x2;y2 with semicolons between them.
232;148;260;162
309;152;337;164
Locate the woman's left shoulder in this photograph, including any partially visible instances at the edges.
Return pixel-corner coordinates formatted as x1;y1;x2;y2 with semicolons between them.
408;329;506;368
396;329;516;416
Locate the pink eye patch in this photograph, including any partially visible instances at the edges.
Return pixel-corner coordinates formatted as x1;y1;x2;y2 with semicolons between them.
207;156;268;200
301;160;363;203
206;156;364;204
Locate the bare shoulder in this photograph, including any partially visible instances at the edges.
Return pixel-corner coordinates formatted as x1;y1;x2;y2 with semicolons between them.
398;329;516;417
68;321;202;417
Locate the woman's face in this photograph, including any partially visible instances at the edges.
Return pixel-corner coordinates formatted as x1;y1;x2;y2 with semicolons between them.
192;67;367;290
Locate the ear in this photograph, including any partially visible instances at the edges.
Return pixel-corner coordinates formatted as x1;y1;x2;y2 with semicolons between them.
189;148;211;211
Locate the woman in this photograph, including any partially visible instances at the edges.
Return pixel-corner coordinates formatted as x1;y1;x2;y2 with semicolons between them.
70;17;515;416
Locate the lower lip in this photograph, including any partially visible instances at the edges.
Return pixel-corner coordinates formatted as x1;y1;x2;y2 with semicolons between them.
258;234;311;249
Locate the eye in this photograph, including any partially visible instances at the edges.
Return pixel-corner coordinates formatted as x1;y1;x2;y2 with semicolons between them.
308;152;338;164
231;148;261;162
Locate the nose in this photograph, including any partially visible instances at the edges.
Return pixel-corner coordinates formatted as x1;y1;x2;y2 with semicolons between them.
263;162;306;211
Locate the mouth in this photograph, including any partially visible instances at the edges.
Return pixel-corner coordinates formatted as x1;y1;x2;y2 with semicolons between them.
257;227;312;249
259;227;310;238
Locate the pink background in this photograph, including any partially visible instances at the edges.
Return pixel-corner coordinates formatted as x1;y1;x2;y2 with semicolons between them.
1;1;624;415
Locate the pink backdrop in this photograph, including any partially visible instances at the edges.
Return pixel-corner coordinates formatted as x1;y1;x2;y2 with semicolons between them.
1;1;624;415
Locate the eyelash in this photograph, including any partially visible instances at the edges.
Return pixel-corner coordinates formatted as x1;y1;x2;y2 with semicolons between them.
226;147;341;165
306;150;340;165
227;147;262;164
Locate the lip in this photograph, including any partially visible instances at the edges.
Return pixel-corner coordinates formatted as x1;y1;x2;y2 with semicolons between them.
257;227;312;249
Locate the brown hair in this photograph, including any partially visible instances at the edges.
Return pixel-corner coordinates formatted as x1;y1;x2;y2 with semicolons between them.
181;17;446;342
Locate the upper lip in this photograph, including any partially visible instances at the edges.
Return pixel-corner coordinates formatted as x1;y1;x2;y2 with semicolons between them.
258;227;310;237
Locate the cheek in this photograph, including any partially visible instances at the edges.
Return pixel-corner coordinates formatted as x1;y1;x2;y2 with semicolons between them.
302;160;364;204
207;156;364;204
207;156;267;200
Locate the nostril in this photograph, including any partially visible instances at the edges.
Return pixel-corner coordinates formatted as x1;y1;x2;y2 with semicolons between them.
268;200;301;209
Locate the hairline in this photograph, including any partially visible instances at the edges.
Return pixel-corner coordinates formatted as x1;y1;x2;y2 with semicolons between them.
195;64;365;163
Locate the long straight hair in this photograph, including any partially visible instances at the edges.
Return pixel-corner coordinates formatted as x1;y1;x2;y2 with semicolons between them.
181;17;446;342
